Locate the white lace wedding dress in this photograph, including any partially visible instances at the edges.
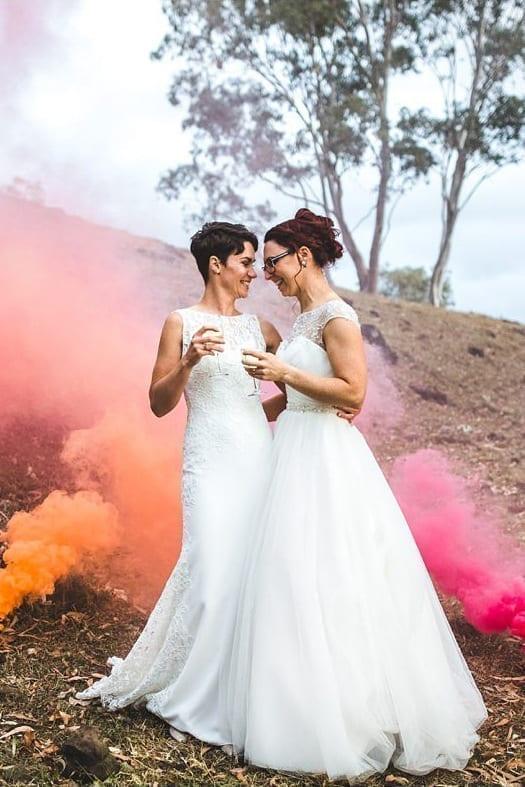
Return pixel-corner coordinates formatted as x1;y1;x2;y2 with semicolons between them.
226;299;487;780
77;308;273;746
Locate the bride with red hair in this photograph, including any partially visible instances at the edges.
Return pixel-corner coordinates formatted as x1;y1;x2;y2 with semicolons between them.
227;209;487;782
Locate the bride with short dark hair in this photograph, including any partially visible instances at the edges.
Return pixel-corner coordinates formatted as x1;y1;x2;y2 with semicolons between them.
76;221;281;748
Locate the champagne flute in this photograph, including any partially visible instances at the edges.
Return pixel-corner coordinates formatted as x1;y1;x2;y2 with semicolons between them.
218;316;227;374
242;351;260;397
203;325;226;376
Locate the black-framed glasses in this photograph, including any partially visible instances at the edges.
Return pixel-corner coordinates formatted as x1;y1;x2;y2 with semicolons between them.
262;249;293;273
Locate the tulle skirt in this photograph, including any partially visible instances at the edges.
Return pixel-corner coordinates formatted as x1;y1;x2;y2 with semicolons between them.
225;410;487;780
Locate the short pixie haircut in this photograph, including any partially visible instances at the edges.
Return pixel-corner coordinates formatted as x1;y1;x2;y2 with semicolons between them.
190;221;258;282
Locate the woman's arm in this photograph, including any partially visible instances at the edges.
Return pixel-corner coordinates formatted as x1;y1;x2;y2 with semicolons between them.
258;317;282;354
257;316;287;398
245;318;367;411
259;317;286;422
149;313;224;417
262;392;287;422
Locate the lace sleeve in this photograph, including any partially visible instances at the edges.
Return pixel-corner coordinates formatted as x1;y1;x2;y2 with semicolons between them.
321;300;360;331
285;299;360;348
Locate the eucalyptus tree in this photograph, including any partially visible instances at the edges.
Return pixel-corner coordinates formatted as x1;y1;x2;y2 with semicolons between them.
413;0;525;305
154;0;433;291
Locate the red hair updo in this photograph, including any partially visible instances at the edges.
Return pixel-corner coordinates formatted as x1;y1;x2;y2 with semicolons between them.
264;208;344;267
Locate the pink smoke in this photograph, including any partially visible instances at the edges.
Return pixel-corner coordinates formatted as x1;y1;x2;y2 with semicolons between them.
355;345;403;437
1;193;522;647
0;1;69;61
0;1;72;88
390;449;525;641
0;1;78;153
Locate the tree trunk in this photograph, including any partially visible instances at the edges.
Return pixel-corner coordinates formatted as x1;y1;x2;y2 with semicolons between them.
334;206;369;290
327;169;369;290
430;152;466;305
430;210;457;305
368;129;391;293
366;0;395;293
430;2;487;305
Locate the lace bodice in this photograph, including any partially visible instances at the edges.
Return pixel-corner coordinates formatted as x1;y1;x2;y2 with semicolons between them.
278;299;360;413
176;308;269;508
178;308;266;407
280;299;359;352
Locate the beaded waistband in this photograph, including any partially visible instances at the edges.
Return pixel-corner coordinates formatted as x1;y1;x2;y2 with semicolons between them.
286;402;335;414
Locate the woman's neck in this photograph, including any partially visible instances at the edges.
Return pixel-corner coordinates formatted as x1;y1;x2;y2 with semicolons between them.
296;273;337;313
197;286;239;316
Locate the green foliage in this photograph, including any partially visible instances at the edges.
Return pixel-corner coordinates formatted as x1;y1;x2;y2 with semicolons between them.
154;0;524;297
411;0;525;173
380;265;454;306
154;0;433;230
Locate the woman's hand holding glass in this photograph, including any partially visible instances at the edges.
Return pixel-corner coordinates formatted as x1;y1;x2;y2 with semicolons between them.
242;349;360;422
241;349;290;383
241;350;263;396
184;325;225;368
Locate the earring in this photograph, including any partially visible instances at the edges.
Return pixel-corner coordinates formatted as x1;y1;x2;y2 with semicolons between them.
301;258;307;268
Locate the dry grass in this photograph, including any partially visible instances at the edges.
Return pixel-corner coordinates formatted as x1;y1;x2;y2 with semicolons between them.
0;584;523;786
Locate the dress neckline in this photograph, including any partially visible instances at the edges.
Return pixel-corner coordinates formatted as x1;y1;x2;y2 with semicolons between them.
298;298;343;316
186;307;246;319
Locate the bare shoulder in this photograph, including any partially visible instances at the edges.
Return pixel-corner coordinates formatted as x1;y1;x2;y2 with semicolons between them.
155;311;183;358
257;315;282;353
324;312;361;333
158;310;183;341
165;310;183;329
323;311;363;348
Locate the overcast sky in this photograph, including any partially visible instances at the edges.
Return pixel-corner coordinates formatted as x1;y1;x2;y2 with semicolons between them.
1;0;524;322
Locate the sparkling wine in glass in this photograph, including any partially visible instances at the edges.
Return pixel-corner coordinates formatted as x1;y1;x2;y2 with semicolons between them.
204;325;226;376
242;352;260;397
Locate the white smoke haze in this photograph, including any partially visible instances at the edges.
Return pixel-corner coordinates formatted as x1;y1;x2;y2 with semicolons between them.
0;0;523;320
0;0;187;242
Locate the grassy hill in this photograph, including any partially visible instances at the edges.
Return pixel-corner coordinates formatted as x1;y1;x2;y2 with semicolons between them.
0;198;523;786
338;287;525;541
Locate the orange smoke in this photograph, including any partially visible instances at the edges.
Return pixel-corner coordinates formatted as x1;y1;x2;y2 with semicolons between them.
0;490;120;618
0;194;186;617
0;404;184;617
62;406;184;605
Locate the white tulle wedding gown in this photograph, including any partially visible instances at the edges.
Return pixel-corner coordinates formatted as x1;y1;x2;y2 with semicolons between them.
226;299;487;781
77;308;273;746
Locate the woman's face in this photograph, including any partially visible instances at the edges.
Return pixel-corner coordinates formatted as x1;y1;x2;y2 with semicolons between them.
262;240;304;298
214;241;257;299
